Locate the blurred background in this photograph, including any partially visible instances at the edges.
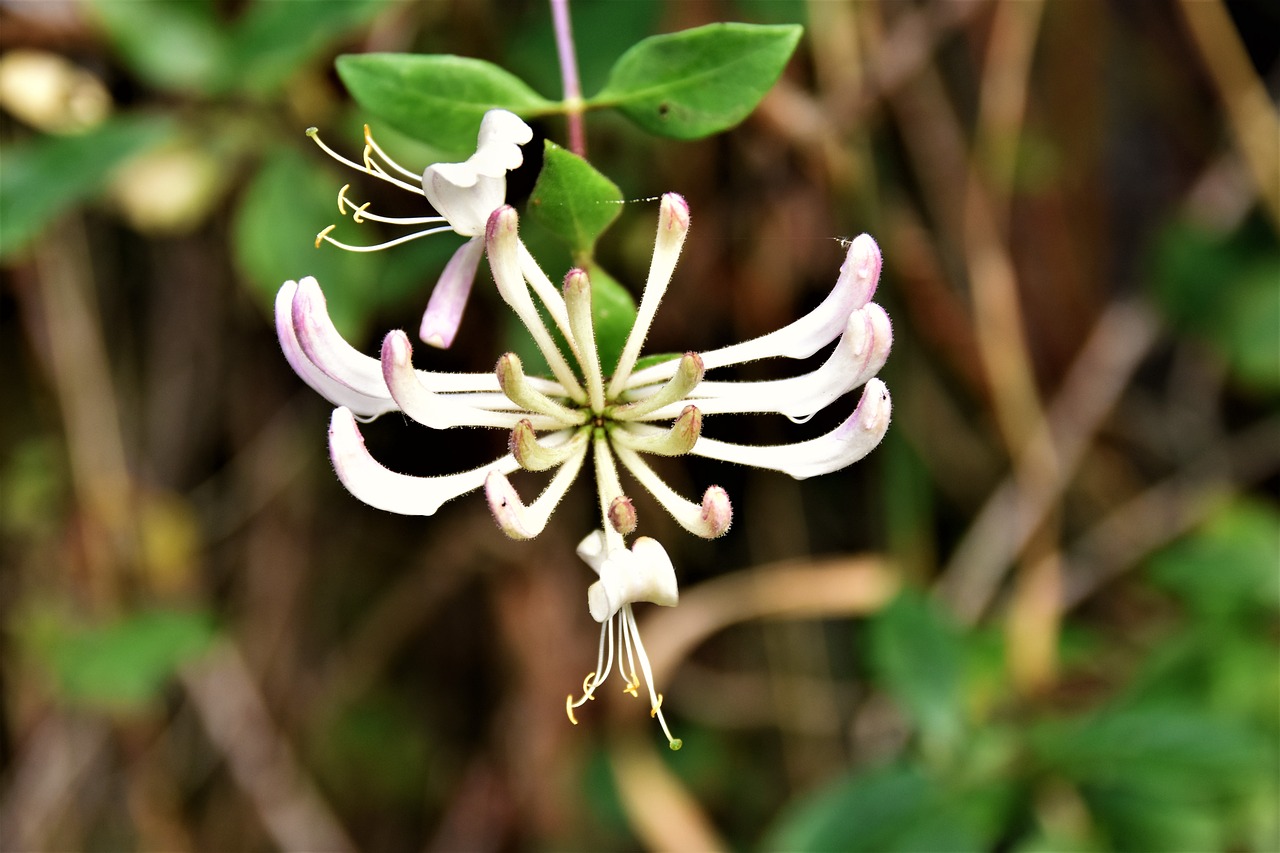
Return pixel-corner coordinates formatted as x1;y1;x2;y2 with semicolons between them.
1;0;1277;850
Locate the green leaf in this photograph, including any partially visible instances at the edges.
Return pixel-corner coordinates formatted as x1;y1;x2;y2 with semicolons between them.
762;762;1013;852
592;23;803;139
1033;707;1270;790
231;0;394;96
1147;500;1280;618
86;0;231;94
232;145;388;338
0;115;174;258
40;609;217;712
336;53;553;158
1151;216;1280;393
867;589;967;752
527;140;624;255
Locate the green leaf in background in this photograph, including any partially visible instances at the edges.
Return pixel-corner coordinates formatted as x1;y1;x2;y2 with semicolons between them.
232;145;388;338
37;608;216;712
1151;216;1280;393
527;140;623;256
592;23;803;139
867;589;966;753
86;0;231;95
762;762;1012;852
1034;706;1275;852
230;0;395;97
336;54;554;159
0;115;174;258
1147;500;1280;619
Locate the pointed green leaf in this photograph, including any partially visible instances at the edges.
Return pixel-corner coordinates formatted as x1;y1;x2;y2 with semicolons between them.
592;23;802;139
0;115;174;258
526;140;623;255
336;53;553;158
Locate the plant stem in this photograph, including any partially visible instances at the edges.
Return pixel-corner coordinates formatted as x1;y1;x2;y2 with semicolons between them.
550;0;586;155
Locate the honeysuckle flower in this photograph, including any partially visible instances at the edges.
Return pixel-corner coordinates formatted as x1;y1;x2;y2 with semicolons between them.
275;192;893;746
307;109;533;348
568;530;682;749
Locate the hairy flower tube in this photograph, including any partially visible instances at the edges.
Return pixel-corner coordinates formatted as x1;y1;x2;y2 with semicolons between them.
307;109;533;348
276;193;893;747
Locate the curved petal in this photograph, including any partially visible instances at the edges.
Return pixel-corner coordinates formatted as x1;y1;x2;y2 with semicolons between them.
637;302;892;422
625;233;883;387
292;276;392;399
382;331;563;430
421;111;533;236
612;445;732;538
420;236;484;348
484;441;589;539
329;407;519;515
275;281;397;418
588;537;679;622
690;378;892;480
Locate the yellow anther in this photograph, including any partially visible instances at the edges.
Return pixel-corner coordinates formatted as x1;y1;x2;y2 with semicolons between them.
581;673;597;695
650;693;664;718
314;224;336;248
362;145;375;173
565;695;579;725
337;183;352;215
352;202;371;224
363;123;374;145
623;679;639;698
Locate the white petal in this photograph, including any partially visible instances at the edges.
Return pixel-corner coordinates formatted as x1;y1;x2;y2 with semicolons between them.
691;378;892;479
607;193;690;396
576;529;609;574
625;232;883;387
471;109;533;176
328;406;519;515
275;281;397;418
486;207;585;400
611;445;732;538
422;170;505;237
291;276;393;399
382;331;562;430
484;441;588;539
587;537;679;622
420;236;484;348
639;302;892;422
420;110;532;236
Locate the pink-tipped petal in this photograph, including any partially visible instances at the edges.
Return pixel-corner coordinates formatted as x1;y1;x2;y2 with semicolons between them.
292;277;390;399
275;281;397;418
382;331;554;430
420;236;484;348
483;442;588;539
641;302;892;422
329;406;518;515
690;378;892;479
626;233;884;387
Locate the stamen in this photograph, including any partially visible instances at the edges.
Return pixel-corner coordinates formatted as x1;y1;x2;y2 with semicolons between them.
316;223;459;253
566;696;579;725
363;123;420;181
306;126;423;195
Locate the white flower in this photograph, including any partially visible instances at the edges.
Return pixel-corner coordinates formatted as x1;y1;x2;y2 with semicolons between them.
307;109;533;349
568;531;682;750
275;193;894;745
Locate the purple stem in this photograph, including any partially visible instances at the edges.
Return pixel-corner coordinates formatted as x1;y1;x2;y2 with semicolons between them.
550;0;586;156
